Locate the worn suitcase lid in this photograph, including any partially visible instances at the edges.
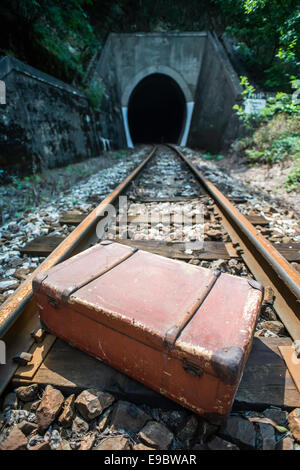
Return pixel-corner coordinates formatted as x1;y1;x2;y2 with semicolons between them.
34;241;263;384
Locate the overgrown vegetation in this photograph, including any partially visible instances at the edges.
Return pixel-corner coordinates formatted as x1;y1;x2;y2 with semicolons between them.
0;0;98;84
1;1;299;92
0;1;299;193
83;77;105;111
233;76;300;192
0;150;128;224
214;0;300;91
202;153;224;161
33;0;97;82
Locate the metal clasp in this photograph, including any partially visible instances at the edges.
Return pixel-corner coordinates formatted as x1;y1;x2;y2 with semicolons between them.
182;358;203;377
47;296;60;309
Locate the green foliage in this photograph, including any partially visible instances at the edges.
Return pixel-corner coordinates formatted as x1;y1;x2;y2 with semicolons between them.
4;1;299;93
213;0;300;90
242;117;300;191
285;163;300;192
233;76;259;129
261;79;300;119
234;76;300;130
11;175;23;190
15;0;97;82
83;78;104;112
3;157;102;222
202;153;224;161
88;0;214;39
239;76;256;97
113;150;126;160
233;75;300;191
65;163;94;178
246;135;300;164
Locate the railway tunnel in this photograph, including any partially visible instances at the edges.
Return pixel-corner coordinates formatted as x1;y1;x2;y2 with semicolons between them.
0;33;244;171
127;73;186;144
94;32;243;152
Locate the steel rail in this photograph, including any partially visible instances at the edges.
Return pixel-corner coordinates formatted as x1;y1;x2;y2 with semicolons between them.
0;146;157;394
169;144;300;339
1;142;300;396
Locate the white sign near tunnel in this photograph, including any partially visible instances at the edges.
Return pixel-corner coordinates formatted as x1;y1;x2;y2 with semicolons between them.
244;98;266;115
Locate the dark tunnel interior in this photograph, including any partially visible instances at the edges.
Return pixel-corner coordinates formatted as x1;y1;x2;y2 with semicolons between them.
128;73;186;144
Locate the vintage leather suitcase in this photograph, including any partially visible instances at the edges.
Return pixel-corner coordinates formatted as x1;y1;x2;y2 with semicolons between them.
33;241;263;424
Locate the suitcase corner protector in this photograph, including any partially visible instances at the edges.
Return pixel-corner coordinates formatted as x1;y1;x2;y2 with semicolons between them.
211;346;244;386
32;272;48;293
100;240;114;245
61;285;78;303
248;279;264;295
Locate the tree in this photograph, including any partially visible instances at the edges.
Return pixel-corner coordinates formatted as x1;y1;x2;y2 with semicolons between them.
213;0;300;90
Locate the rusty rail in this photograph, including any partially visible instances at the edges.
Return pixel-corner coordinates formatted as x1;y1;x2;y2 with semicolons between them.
0;146;156;394
169;144;300;340
1;142;300;396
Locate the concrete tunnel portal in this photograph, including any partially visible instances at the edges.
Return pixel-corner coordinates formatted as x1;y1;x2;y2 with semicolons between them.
97;33;243;151
127;73;186;145
122;71;195;148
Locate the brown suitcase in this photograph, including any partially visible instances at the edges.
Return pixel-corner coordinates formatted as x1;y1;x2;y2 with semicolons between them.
33;241;263;424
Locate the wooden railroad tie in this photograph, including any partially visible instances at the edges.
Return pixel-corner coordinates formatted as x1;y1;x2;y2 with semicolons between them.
12;336;300;410
18;211;299;263
59;211;269;227
20;235;65;257
19;234;300;264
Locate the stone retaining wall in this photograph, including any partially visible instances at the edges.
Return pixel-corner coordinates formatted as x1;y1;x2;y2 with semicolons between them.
0;56;99;175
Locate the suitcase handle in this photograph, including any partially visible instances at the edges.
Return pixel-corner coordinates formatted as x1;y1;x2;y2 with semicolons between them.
183;358;203;377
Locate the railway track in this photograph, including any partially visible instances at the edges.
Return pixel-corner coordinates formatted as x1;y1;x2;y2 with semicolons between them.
0;144;300;450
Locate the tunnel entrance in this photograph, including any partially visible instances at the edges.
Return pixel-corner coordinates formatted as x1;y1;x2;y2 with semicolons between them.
128;73;186;144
